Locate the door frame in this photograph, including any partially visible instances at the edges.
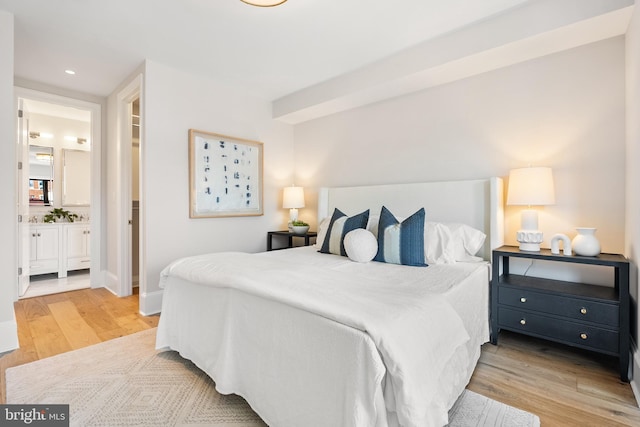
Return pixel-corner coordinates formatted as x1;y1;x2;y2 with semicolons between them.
16;97;29;297
14;87;103;298
115;75;144;300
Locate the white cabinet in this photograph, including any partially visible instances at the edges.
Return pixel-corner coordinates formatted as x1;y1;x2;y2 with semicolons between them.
29;224;61;276
65;224;91;272
29;222;91;277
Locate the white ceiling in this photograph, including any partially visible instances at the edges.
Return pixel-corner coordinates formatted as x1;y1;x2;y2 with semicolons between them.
1;0;635;123
23;99;91;122
2;0;530;99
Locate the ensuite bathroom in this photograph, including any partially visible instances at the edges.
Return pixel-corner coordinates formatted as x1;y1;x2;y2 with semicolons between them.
21;98;92;298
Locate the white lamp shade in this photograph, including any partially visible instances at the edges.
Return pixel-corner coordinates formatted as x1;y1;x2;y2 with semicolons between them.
507;167;555;206
283;186;305;209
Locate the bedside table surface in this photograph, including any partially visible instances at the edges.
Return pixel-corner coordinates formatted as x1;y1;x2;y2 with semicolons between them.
494;245;628;266
268;230;317;237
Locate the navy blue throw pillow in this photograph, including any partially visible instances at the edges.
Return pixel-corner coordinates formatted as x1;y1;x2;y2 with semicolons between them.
319;208;370;256
374;206;427;267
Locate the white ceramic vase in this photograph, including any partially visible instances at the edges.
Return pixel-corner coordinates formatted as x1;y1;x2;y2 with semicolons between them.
571;228;600;256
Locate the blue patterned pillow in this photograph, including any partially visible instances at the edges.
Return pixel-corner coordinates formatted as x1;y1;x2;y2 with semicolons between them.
319;208;370;256
374;206;427;267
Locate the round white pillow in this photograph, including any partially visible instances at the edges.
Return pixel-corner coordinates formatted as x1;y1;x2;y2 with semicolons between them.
343;229;378;263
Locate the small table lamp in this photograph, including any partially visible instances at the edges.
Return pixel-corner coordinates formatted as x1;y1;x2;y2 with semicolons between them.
507;167;555;252
283;186;305;232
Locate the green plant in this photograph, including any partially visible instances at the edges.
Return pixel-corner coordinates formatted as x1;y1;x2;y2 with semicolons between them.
292;220;309;226
43;208;79;223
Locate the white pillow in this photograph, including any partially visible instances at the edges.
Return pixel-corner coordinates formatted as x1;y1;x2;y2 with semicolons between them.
343;229;378;263
355;208;487;264
445;222;487;261
315;217;331;248
423;222;486;264
424;222;456;264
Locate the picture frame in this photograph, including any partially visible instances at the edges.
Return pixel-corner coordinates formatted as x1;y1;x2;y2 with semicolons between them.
189;129;263;218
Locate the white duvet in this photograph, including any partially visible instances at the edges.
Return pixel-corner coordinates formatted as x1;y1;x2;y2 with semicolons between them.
157;247;489;427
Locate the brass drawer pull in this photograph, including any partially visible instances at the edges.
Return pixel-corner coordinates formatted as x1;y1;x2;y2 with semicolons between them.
520;319;526;325
580;308;587;315
580;333;588;340
520;297;527;303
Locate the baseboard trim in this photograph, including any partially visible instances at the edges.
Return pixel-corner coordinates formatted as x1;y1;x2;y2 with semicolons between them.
104;271;119;295
0;317;19;353
139;289;163;316
90;269;107;289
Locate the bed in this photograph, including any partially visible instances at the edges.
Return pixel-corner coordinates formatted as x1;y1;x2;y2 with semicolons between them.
156;177;504;427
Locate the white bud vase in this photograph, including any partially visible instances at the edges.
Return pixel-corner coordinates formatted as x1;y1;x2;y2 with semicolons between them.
572;228;600;256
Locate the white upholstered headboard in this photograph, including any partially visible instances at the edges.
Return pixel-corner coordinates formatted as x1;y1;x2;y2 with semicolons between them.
317;177;504;260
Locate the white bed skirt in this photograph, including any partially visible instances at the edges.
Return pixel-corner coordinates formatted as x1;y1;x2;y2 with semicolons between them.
156;248;490;427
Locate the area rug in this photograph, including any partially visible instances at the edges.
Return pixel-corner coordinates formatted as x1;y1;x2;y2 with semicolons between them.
6;328;540;427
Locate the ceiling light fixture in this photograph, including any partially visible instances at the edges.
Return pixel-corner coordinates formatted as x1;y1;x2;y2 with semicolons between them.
240;0;287;7
65;69;76;75
64;135;88;144
29;131;54;139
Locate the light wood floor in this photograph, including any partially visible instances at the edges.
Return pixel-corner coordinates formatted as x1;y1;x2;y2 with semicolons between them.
0;287;159;404
469;330;640;426
1;289;639;426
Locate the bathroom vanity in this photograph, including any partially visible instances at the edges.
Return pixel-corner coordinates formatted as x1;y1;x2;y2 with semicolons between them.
29;222;91;278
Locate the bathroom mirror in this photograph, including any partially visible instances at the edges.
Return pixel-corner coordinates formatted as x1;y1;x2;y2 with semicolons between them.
62;148;91;206
29;145;54;206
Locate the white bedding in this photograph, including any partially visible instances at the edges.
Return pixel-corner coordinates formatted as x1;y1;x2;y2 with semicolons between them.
156;246;490;427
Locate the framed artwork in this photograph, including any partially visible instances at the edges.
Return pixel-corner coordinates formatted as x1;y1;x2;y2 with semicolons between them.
189;129;263;218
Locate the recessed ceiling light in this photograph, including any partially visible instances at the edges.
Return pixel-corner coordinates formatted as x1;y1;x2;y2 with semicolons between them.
65;69;76;75
240;0;287;7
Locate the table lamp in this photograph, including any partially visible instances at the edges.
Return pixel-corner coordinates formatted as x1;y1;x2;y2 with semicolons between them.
507;167;555;252
283;186;305;232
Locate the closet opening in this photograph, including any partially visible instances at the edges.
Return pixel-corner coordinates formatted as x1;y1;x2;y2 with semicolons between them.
131;97;140;289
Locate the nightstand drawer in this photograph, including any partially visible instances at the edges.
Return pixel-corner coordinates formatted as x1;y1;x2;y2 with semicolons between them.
498;307;618;353
498;286;618;328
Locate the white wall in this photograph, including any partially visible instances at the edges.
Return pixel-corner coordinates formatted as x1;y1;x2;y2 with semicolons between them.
0;10;18;352
295;37;626;257
111;60;295;313
625;4;640;398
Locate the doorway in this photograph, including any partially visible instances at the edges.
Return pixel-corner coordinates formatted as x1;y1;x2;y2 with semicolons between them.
113;75;143;302
15;88;102;300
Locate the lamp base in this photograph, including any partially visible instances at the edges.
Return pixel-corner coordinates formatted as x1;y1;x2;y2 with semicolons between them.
516;230;544;252
288;208;299;232
519;242;541;252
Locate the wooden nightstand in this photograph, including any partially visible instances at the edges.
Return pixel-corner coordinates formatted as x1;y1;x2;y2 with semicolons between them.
267;230;317;251
491;245;630;382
